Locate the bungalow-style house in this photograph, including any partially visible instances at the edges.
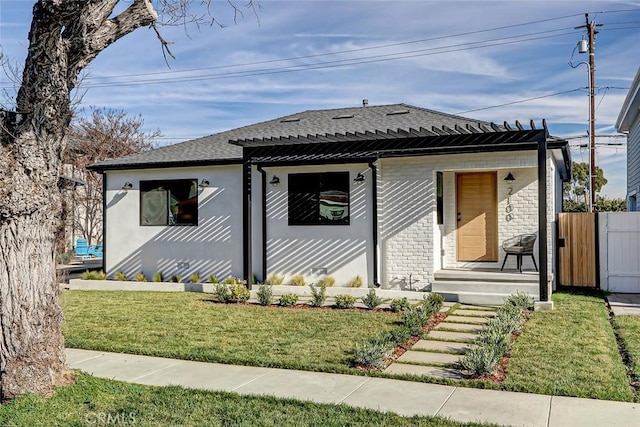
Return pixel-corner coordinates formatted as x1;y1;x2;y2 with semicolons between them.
89;103;570;303
616;66;640;211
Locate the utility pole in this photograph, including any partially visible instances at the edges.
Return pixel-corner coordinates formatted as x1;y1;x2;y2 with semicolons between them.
576;13;602;212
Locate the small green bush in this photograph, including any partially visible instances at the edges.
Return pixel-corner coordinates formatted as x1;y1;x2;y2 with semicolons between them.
346;275;363;288
114;271;127;281
458;344;504;377
504;291;534;311
354;341;394;370
152;272;163;283
390;297;410;313
223;276;237;285
401;306;425;336
309;283;327;307
267;274;284;286
334;294;356;309
289;274;306;286
190;273;201;283
360;289;388;309
278;293;299;307
134;272;147;282
170;274;183;283
256;284;273;306
81;270;106;280
229;283;250;303
318;275;335;287
214;283;231;303
208;274;219;284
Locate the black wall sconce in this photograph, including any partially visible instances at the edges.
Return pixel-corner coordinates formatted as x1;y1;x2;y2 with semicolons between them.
504;172;515;185
269;175;280;187
121;182;133;191
199;179;210;188
353;172;365;183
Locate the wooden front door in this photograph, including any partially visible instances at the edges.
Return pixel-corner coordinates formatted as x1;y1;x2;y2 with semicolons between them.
456;172;498;261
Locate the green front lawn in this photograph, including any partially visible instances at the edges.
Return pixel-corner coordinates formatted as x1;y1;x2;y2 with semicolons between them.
62;291;400;373
0;374;494;427
502;291;634;401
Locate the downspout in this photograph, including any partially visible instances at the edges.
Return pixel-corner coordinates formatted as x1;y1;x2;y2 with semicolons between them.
368;161;379;286
242;159;252;289
257;165;267;283
538;137;549;301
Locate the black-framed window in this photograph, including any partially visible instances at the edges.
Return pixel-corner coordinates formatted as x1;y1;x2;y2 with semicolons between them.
288;172;350;225
140;179;198;226
436;171;444;225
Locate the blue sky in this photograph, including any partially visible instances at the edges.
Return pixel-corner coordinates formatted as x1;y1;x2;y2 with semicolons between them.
1;0;639;198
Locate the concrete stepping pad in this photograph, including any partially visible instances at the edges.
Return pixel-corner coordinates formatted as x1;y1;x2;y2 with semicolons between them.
445;315;489;324
384;363;463;379
426;330;478;342
457;304;498;310
412;340;472;354
453;309;496;317
397;350;460;366
434;322;484;333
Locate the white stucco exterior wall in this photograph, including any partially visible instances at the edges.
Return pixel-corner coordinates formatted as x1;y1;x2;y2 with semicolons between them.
103;165;244;280
254;163;374;287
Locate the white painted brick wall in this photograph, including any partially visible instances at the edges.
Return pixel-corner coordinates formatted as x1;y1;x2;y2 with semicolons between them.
378;151;559;290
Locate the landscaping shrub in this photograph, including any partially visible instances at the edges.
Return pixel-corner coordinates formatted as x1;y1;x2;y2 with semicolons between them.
278;293;299;307
401;294;444;336
346;275;363;288
309;283;327;307
190;273;201;283
208;274;219;284
256;284;273;306
390;297;410;313
170;274;183;283
317;275;335;287
267;274;284;286
134;272;147;282
360;289;388;309
223;276;237;285
114;271;127;281
354;341;394;370
458;293;529;377
152;272;163;282
334;294;356;309
289;274;306;286
229;282;250;303
81;270;106;280
214;283;231;303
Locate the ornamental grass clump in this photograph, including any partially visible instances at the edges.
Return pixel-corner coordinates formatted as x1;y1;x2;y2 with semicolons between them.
152;271;163;283
190;273;201;283
134;272;147;282
266;274;284;286
114;271;127;281
170;274;183;283
81;270;106;280
360;289;388;310
309;283;327;307
346;275;363;288
289;274;306;286
256;284;273;306
317;275;335;287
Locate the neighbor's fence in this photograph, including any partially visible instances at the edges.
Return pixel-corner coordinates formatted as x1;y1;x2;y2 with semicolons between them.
598;212;640;293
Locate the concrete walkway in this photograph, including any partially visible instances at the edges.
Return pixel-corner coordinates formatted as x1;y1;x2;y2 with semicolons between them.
607;293;640;316
385;304;496;379
67;348;640;427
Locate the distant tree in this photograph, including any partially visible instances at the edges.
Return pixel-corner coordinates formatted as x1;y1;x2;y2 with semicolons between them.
64;108;159;246
563;162;607;212
596;196;627;212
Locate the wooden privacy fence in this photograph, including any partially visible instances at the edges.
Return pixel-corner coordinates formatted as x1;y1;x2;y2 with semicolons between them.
557;212;597;288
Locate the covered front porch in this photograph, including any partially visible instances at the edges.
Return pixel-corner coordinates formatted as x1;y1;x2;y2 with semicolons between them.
431;268;540;305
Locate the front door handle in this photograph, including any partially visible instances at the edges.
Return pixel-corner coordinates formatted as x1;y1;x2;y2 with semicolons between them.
457;212;461;222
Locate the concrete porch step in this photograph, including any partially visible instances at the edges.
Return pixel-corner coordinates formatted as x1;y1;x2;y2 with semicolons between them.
432;290;537;305
434;269;538;283
431;280;539;295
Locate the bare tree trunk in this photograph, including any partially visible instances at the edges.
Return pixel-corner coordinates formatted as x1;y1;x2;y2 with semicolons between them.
0;0;157;399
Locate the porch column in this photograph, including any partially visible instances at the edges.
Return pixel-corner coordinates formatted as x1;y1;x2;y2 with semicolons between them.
538;137;549;302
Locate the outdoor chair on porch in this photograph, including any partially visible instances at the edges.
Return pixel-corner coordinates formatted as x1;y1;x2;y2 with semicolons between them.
500;234;538;273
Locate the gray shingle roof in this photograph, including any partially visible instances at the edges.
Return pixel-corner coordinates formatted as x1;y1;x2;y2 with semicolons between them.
88;104;496;171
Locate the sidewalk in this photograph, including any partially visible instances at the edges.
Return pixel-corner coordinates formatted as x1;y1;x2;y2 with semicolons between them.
67;348;639;427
